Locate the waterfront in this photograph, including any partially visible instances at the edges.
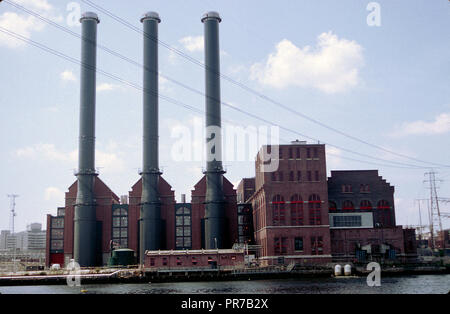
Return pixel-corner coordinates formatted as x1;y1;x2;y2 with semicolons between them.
0;274;448;294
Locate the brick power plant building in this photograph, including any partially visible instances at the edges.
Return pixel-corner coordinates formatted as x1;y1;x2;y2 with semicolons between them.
45;11;417;268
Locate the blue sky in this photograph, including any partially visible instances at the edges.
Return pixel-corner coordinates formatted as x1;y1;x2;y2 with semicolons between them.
0;0;449;233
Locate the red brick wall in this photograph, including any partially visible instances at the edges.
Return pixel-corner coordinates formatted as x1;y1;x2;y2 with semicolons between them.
144;250;245;269
191;175;238;249
250;144;332;262
62;177;119;260
330;226;410;255
128;176;176;251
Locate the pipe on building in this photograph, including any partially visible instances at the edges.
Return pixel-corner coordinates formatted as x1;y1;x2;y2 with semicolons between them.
74;12;100;267
139;12;162;264
202;11;226;249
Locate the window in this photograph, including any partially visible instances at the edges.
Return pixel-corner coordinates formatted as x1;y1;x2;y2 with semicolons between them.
279;147;283;159
57;208;65;217
377;200;391;226
163;258;168;266
272;195;285;226
315;170;319;181
51;229;64;239
112;206;128;249
342;184;352;193
290;194;303;226
333;215;362;227
297;171;302;181
289;147;293;159
311;236;324;255
271;172;276;181
274;237;288;255
329;201;337;212
313;148;318;158
51;218;64;228
289;171;294;181
175;206;192;249
342;200;354;210
360;184;370;193
307;171;312;181
294;237;303;251
50;240;63;250
150;258;155;266
296;147;300;158
360;200;372;210
377;200;390;209
308;194;321;225
307;148;311;158
279;171;284;181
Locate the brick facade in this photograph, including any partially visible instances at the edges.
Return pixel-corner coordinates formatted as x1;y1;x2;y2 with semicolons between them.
249;143;332;265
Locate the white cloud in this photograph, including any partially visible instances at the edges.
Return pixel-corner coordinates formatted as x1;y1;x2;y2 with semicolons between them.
392;113;450;137
250;32;364;93
0;0;61;49
60;70;76;82
15;143;125;173
44;186;64;202
97;83;121;92
0;12;45;48
179;35;204;52
14;0;53;12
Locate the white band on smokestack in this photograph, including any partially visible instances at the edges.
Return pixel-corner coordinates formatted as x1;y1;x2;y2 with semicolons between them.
140;11;161;23
201;11;221;23
80;12;100;24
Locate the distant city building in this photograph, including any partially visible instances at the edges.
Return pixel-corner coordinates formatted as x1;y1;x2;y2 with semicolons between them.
0;223;46;252
0;230;10;250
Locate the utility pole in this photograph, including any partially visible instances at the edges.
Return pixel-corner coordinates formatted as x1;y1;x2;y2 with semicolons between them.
424;171;445;251
7;194;19;234
7;194;19;273
415;199;425;241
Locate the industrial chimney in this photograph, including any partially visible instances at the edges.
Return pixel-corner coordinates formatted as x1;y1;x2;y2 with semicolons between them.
202;11;226;249
74;12;100;267
139;12;162;264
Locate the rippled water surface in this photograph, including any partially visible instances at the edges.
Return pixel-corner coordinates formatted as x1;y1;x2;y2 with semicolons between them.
0;275;448;294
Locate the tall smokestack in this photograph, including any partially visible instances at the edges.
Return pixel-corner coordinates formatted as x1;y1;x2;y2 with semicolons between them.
139;12;162;264
74;12;100;267
202;11;226;249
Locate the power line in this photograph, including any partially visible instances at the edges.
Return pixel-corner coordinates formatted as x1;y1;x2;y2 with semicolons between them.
0;25;435;171
79;0;450;169
2;1;439;170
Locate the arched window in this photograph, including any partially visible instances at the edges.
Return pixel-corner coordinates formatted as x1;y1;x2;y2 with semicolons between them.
329;201;337;212
290;194;303;226
377;200;390;209
377;200;391;226
360;200;372;210
272;195;285;226
342;200;354;211
308;194;321;225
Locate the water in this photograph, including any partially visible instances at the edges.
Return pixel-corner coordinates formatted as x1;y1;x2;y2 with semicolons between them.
0;275;448;294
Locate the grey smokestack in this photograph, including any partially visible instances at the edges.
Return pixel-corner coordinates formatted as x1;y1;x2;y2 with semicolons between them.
139;12;162;264
202;11;226;249
74;12;99;267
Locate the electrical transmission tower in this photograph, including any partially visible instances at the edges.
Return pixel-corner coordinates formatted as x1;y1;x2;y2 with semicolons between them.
7;194;19;234
424;171;445;250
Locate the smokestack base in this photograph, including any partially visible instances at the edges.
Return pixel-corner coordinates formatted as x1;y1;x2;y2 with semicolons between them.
80;12;100;24
201;11;221;23
141;12;161;23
